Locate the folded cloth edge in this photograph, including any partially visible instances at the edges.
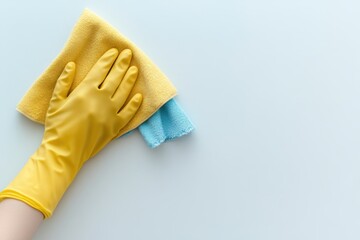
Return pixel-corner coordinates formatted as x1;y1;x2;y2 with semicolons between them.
138;99;195;148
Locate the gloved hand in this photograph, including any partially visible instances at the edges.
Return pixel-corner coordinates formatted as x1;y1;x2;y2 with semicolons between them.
0;48;142;218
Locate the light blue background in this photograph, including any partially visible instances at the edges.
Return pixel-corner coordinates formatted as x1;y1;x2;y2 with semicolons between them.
1;0;360;239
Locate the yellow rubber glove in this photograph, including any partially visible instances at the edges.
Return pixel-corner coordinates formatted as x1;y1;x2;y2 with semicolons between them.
0;48;142;218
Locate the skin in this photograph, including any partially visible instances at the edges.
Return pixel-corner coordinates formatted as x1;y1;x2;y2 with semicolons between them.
0;199;43;240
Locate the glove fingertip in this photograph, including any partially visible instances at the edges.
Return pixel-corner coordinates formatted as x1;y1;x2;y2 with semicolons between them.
133;93;143;104
66;62;76;70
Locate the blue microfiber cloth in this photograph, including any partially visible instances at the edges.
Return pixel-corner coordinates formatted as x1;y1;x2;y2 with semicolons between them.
138;99;194;148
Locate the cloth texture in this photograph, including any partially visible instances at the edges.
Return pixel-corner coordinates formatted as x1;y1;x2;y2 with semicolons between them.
139;99;195;148
17;9;178;138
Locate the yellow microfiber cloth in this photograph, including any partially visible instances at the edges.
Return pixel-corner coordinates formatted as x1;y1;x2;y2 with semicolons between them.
17;9;177;137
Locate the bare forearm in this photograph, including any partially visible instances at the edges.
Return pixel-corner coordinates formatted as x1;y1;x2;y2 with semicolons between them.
0;199;43;240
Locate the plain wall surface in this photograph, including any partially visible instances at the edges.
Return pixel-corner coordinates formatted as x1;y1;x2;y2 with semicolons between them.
1;0;360;239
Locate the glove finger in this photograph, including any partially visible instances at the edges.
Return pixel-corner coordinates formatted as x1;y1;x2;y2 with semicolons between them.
50;62;76;106
101;49;132;93
82;48;119;87
112;66;138;108
117;93;143;130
